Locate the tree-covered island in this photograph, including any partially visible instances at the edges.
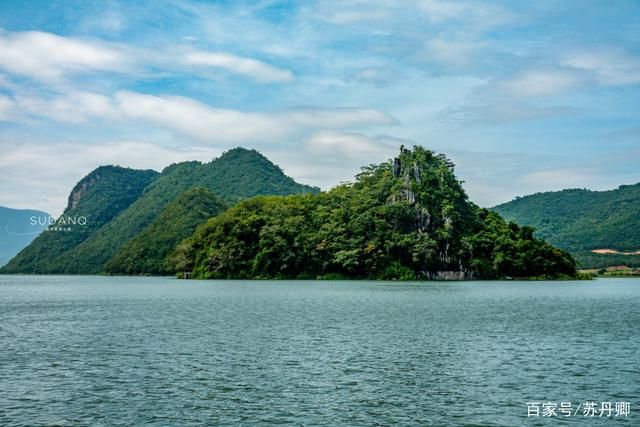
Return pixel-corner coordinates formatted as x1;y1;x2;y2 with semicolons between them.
170;146;577;280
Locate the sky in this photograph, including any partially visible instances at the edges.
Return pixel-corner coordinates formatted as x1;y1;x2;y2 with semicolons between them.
0;0;639;216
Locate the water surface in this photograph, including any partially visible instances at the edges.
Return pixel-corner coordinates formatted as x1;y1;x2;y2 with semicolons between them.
1;276;638;426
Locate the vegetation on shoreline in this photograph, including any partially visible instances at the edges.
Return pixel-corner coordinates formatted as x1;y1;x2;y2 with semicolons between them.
493;183;640;268
171;146;577;280
581;266;640;277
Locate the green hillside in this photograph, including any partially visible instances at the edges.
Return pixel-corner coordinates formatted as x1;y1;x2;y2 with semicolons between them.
105;188;227;275
0;206;50;267
492;183;640;268
189;147;318;203
2;148;318;274
1;166;158;273
171;146;577;280
55;161;203;273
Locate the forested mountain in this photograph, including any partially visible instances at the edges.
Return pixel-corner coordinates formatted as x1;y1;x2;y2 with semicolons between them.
105;188;227;275
170;146;577;280
1;166;158;273
493;184;640;268
0;206;50;267
1;148;318;274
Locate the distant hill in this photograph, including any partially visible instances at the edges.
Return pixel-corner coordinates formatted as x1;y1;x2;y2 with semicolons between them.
1;148;319;274
0;206;50;267
1;166;159;273
170;146;577;280
492;183;640;268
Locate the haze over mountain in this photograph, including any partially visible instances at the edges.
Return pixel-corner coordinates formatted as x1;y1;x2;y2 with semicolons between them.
1;166;159;273
0;206;50;267
493;183;640;268
171;146;577;280
1;148;318;274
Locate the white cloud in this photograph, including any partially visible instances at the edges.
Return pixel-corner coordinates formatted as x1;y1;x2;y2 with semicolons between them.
436;67;585;126
305;131;397;160
439;99;580;126
419;0;514;28
317;0;514;28
265;132;402;190
313;0;393;24
501;69;582;97
0;95;14;121
442;149;640;207
113;91;397;142
3;89;397;143
0;29;294;84
114;91;282;142
320;9;389;24
92;10;126;32
0;30;128;81
15;91;119;123
181;50;293;83
282;107;398;129
0;140;221;216
519;168;595;190
424;38;486;67
563;48;640;86
345;68;395;86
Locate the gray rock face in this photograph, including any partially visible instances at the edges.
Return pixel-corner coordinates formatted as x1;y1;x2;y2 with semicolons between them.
426;270;473;280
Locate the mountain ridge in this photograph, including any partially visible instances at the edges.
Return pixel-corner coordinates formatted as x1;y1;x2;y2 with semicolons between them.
492;183;640;268
1;148;319;274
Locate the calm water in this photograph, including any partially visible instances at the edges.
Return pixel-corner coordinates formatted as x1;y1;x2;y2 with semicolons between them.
0;276;638;426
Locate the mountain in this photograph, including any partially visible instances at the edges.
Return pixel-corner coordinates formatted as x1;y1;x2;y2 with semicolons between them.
1;148;318;274
170;146;577;280
0;206;50;267
1;166;159;273
492;183;640;268
104;188;227;275
188;147;319;203
55;148;318;274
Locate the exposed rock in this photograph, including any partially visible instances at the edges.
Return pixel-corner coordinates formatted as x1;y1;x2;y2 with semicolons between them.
413;163;421;183
426;270;473;280
67;174;100;210
416;207;431;232
393;157;401;177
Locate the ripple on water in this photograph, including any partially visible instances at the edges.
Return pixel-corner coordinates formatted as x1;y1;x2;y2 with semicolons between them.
0;276;638;426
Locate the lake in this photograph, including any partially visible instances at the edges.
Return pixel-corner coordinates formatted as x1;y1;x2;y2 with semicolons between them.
0;276;638;426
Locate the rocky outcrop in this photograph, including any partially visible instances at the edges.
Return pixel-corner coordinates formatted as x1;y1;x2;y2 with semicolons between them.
426;270;473;281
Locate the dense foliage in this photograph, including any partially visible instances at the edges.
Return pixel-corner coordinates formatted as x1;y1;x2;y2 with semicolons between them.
572;251;640;269
493;184;640;268
1;166;158;274
2;148;318;274
172;146;576;280
105;188;227;275
190;147;320;203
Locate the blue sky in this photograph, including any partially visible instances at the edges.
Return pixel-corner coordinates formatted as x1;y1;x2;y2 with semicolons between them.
0;0;639;215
